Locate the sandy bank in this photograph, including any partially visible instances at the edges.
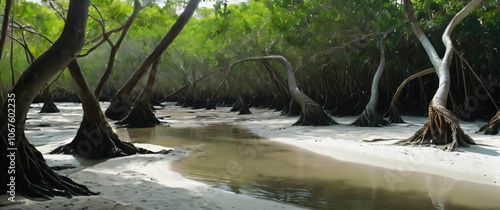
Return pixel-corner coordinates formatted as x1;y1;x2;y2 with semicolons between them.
234;110;500;187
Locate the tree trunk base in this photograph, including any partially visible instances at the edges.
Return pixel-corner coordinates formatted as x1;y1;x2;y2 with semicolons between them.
50;117;168;158
40;101;61;113
352;109;389;127
384;104;405;123
12;134;99;199
205;101;216;110
191;100;205;109
230;101;241;112
396;103;475;151
477;111;500;135
293;102;337;126
105;96;132;120
238;106;252;115
118;101;161;128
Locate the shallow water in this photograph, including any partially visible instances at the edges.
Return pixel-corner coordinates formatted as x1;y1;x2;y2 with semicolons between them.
118;124;500;210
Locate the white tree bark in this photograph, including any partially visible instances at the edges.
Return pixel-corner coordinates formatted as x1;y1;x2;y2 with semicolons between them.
433;0;484;107
404;0;483;107
365;35;386;111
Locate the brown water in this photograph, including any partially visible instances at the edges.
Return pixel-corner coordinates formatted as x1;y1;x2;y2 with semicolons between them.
117;124;500;210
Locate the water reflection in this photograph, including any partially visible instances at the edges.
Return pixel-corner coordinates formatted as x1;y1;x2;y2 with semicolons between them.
117;124;500;210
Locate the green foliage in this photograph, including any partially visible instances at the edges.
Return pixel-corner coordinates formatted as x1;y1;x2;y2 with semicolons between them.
0;0;498;115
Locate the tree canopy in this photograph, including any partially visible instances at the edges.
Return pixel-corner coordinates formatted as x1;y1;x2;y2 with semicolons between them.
0;0;498;118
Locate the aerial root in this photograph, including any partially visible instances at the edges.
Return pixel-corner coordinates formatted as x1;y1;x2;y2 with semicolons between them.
50;117;169;158
293;101;336;126
18;135;99;199
477;111;500;135
384;104;405;123
352;109;389;127
396;103;475;151
118;100;161;128
104;96;132;120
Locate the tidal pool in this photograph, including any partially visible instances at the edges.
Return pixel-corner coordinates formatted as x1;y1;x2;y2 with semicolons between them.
117;124;500;210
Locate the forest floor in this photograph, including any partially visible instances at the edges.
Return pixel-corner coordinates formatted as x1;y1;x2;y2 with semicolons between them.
1;102;499;209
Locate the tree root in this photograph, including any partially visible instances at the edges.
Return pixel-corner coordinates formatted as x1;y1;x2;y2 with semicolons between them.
8;134;99;199
385;104;405;123
477;111;500;135
293;101;337;126
50;116;168;159
396;103;475;151
118;100;161;128
352;109;388;127
104;96;132;120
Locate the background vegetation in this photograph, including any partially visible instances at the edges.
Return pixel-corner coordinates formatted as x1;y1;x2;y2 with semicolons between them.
1;0;499;119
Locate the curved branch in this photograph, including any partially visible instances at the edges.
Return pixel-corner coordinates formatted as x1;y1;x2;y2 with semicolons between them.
161;66;226;102
94;0;144;98
385;68;435;123
213;55;336;126
106;0;201;120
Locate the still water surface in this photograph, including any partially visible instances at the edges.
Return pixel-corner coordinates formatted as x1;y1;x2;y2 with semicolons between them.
117;124;500;210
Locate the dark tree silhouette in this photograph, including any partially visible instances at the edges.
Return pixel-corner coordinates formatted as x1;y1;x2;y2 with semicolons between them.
118;59;162;128
105;0;201;120
0;0;97;198
0;0;13;105
385;68;435;123
40;85;60;113
93;0;146;99
211;55;336;126
50;60;165;158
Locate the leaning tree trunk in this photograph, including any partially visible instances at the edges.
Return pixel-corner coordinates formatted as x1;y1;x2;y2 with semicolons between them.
397;0;480;151
352;34;389;127
50;60;163;158
0;0;13;105
0;0;98;199
105;0;200;120
118;59;162;128
212;55;336;126
0;0;12;59
385;68;435;123
40;84;60;113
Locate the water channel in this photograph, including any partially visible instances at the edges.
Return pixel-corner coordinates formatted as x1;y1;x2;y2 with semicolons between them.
116;124;500;210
